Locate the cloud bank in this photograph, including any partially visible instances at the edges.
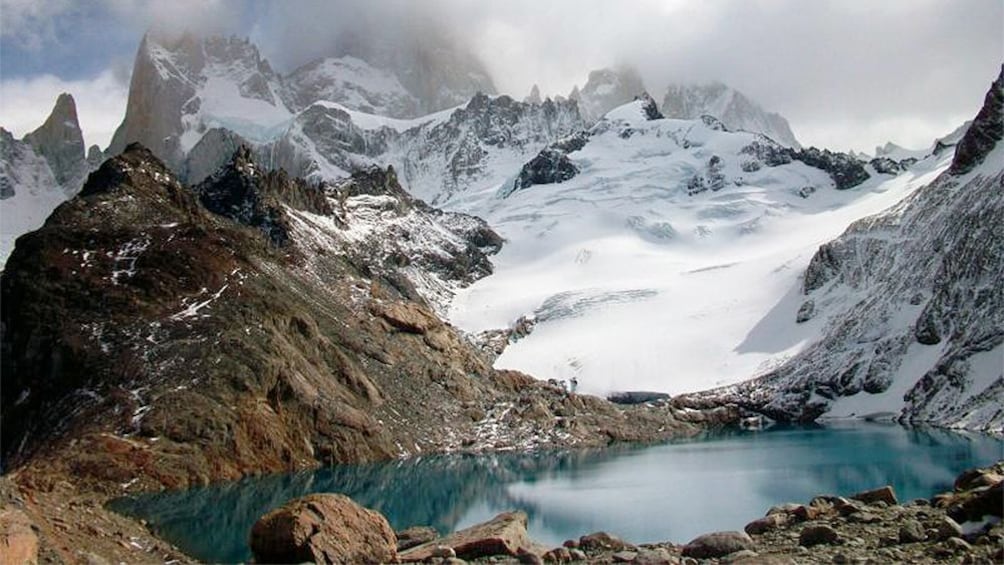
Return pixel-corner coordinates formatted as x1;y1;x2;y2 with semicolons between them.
1;0;1001;153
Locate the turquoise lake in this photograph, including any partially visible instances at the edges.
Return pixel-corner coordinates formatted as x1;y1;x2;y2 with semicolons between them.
109;423;1003;563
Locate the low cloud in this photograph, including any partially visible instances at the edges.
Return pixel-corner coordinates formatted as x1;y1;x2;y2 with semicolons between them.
0;69;129;149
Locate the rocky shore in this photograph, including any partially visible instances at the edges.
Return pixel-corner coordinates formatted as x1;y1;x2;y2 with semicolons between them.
238;461;1004;565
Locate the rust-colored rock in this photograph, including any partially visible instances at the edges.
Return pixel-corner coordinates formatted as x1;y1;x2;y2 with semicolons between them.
0;508;38;565
851;485;898;506
400;511;531;561
249;493;397;564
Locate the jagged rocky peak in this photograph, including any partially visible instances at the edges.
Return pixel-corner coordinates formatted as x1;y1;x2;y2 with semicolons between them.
570;66;647;123
24;93;86;185
661;81;801;148
950;65;1003;175
634;92;664;121
524;84;543;105
106;31;292;171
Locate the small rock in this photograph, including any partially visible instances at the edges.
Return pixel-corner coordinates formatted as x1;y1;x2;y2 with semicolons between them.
944;537;972;552
851;486;898;506
397;526;438;551
542;547;571;563
431;545;457;558
791;505;820;522
517;546;544;565
767;503;801;516
612;550;638;562
400;512;531;561
568;548;587;561
898;519;927;543
682;531;754;559
721;549;759;563
799;524;841;547
908;498;930;507
745;514;786;535
847;511;881;524
934;516;964;540
562;539;579;549
579;531;629;551
633;547;675;565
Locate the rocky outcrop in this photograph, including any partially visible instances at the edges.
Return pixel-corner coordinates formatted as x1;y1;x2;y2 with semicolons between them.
23;93;86;187
399;511;531;561
950;65;1003;175
662;81;801;148
249;493;397;564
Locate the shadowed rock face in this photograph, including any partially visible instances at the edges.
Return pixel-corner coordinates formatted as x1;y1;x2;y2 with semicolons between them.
24;93;86;186
0;144;708;493
950;65;1003;175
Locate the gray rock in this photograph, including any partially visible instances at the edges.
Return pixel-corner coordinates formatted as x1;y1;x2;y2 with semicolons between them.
898;519;927;543
799;524;841;547
934;516;964;541
612;550;638;562
578;531;629;551
682;531;754;559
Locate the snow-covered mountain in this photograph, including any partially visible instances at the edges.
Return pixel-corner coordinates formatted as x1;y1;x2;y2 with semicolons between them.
569;67;647;123
661;82;801;149
679;68;1004;431
105;32;578;208
0;93;99;265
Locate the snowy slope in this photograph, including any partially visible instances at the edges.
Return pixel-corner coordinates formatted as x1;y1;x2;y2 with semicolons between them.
0;129;65;264
679;70;1004;432
286;56;420;118
447;99;950;398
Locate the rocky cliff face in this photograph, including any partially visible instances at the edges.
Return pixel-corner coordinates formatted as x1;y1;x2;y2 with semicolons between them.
1;94;96;265
0;145;709;492
662;82;802;149
106;33;294;172
286;56;421;117
23;93;87;187
679;69;1004;432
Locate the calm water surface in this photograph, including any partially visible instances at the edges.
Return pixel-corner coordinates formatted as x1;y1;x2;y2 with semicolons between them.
110;423;1003;562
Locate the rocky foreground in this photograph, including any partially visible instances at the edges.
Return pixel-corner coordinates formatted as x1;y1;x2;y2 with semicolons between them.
234;461;1004;565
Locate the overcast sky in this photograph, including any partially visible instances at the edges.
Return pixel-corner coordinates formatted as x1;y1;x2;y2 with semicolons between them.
1;0;1000;153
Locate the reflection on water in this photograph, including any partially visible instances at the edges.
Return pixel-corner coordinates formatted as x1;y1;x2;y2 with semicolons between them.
109;423;1003;563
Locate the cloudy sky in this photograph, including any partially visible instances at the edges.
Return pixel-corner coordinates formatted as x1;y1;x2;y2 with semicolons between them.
1;0;1000;153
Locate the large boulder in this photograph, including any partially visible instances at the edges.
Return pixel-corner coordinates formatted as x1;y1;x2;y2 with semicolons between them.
399;511;532;561
681;531;754;559
249;493;397;564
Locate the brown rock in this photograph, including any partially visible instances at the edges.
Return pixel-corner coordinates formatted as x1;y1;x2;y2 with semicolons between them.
933;516;964;541
799;524;840;547
568;548;587;561
543;546;572;563
744;513;786;535
898;519;927;543
791;504;820;522
0;509;38;565
397;525;438;551
850;485;898;506
517;546;545;565
682;531;754;559
633;547;675;564
579;531;630;551
400;511;531;561
249;493;397;564
612;550;638;562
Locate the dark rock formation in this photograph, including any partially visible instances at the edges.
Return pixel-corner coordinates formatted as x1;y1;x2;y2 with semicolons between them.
792;147;870;190
950;65;1003;175
399;511;531;561
24;93;86;186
